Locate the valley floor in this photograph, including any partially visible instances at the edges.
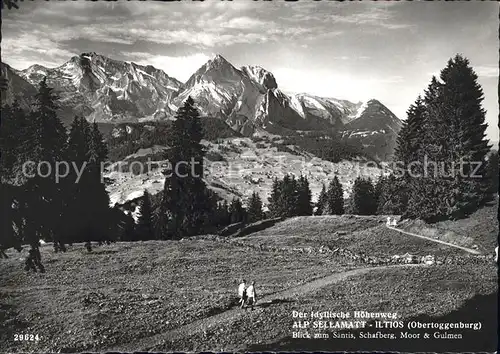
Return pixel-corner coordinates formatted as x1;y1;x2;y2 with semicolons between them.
0;206;497;352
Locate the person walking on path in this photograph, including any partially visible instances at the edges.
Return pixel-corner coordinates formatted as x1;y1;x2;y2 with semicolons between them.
246;281;257;311
238;279;247;309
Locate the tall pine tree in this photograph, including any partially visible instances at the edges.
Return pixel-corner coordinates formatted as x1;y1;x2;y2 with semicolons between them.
62;116;91;246
247;192;264;223
439;55;492;214
326;176;344;215
403;55;493;221
157;97;211;238
136;190;155;241
22;78;67;269
297;175;313;216
268;177;285;218
86;121;112;247
315;183;328;216
349;177;377;215
229;198;247;224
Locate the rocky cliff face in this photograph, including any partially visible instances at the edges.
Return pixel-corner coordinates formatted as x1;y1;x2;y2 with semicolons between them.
4;53;402;159
15;52;182;124
1;62;37;109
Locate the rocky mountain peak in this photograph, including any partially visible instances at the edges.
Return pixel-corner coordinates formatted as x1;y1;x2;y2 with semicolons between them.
240;65;278;91
4;52;402;160
205;54;233;70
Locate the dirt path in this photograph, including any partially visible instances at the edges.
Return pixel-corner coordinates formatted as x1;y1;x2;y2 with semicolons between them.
386;226;481;255
106;264;421;352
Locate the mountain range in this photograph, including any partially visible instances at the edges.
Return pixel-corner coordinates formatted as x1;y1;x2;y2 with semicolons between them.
1;52;402;160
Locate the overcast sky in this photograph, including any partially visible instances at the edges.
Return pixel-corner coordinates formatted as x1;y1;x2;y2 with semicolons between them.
2;0;498;141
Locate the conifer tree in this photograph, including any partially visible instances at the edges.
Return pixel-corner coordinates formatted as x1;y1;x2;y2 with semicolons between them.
327;176;344;215
136;190;155;241
157;97;210;238
220;200;231;225
63;116;91;246
22;78;67;269
0;102;28;256
230;198;247;224
297;175;313;216
268;178;285;218
438;55;492;214
394;97;427;175
0;101;30;179
350;177;377;215
85;121;111;246
315;184;328;216
122;212;137;241
247;192;264;223
404;55;493;221
268;174;312;218
282;174;299;216
376;174;408;215
404;77;445;220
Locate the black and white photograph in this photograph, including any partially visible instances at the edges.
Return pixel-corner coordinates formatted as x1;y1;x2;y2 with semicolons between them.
0;0;498;352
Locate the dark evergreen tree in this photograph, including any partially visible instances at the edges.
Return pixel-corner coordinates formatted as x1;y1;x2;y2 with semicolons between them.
404;56;492;221
247;192;264;223
0;101;30;180
122;212;137;241
136;190;155;240
297;175;313;216
0;103;27;257
22;78;67;270
200;189;219;231
268;174;313;218
376;174;408;215
62;116;91;246
229;198;247;224
84;122;112;247
315;183;328;216
394;97;427;174
281;174;299;216
157;97;210;239
404;77;446;221
219;200;232;225
439;55;492;213
326;176;344;215
350;177;377;215
268;178;285;218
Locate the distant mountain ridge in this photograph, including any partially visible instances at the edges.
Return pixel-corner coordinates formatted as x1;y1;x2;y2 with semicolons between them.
2;53;403;159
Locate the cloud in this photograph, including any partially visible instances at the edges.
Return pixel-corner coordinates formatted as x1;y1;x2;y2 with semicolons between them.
475;66;498;78
2;33;76;69
125;52;214;82
288;5;413;31
221;17;270;30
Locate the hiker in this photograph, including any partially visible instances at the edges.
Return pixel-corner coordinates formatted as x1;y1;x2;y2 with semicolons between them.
246;281;257;311
238;279;247;308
